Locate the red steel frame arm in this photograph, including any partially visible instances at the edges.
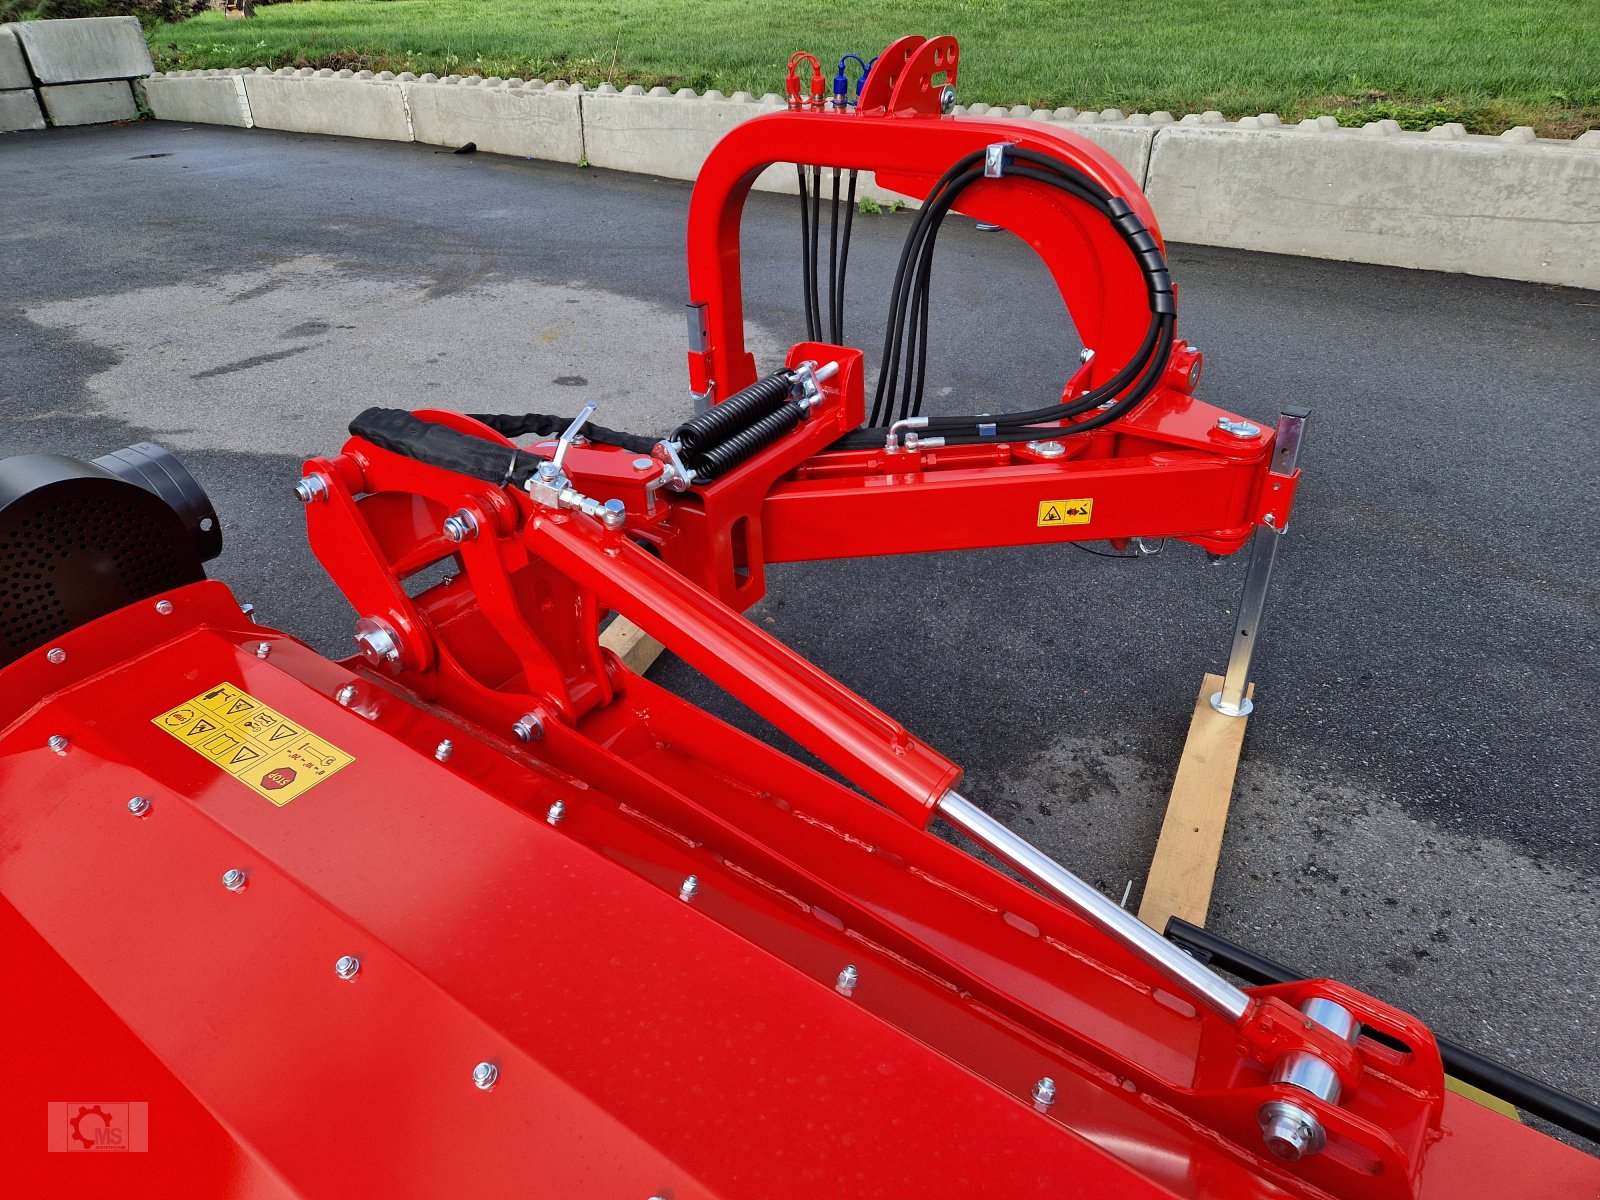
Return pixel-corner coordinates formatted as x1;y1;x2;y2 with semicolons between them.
684;110;1162;401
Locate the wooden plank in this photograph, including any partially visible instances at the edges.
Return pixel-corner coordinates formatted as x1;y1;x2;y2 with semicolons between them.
1137;672;1252;933
598;617;666;675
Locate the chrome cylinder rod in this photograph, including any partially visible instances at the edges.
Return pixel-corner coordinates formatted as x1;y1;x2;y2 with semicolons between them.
937;790;1252;1024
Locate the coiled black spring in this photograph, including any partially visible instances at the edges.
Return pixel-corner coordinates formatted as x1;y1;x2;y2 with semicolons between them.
691;402;806;481
672;371;792;452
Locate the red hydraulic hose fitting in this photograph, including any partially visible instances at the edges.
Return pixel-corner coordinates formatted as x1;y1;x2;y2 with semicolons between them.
786;52;824;109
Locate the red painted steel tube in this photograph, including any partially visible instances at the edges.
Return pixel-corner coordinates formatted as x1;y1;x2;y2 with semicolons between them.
524;511;961;825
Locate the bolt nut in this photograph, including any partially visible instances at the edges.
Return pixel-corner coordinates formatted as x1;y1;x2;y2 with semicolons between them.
255;642;271;659
127;795;152;817
1079;347;1095;364
512;712;544;742
472;1061;499;1091
836;964;859;994
335;683;358;707
546;800;566;825
46;647;66;664
1258;1099;1326;1160
678;874;699;902
334;954;361;981
353;617;402;669
222;868;248;892
154;599;174;615
940;83;957;113
1032;1076;1057;1107
435;738;454;762
443;509;480;542
48;735;69;755
294;474;329;503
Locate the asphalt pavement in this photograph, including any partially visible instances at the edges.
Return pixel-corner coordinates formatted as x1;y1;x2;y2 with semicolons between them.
2;122;1595;1112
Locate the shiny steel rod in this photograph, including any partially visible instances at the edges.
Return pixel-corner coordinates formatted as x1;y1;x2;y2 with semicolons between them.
937;790;1252;1023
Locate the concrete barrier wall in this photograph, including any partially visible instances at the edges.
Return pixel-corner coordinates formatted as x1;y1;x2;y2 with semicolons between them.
16;57;1582;290
240;69;411;141
40;79;137;126
405;75;582;162
8;15;150;84
1144;122;1600;284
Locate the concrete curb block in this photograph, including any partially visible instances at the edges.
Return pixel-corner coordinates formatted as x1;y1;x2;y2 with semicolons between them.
0;86;44;132
0;26;30;91
1145;124;1599;289
140;71;252;128
241;71;411;142
132;72;1600;289
40;79;137;126
405;76;582;163
7;15;150;84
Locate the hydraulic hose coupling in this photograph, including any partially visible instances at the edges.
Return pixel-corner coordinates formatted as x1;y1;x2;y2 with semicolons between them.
786;52;824;109
832;54;869;110
884;416;946;454
1258;997;1362;1161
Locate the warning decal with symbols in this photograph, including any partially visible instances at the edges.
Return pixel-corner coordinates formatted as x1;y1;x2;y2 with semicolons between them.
153;683;354;806
1037;498;1094;527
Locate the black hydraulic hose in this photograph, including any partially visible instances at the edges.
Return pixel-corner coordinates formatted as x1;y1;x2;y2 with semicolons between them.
828;167;842;344
671;370;792;452
869;146;1179;435
1163;918;1600;1145
836;169;858;344
808;164;824;341
691;401;806;481
797;165;817;341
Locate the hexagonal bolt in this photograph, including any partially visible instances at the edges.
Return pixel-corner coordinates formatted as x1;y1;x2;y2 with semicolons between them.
154;599;175;615
512;713;544;742
472;1061;499;1091
678;874;699;902
835;964;859;995
222;868;248;892
435;739;454;762
255;642;271;659
1079;347;1096;364
1024;440;1066;458
1258;1099;1325;1160
443;509;480;542
294;474;329;503
46;647;66;665
48;735;69;756
546;800;566;826
353;617;401;668
336;684;358;707
940;84;957;113
334;955;361;981
127;795;152;817
1031;1077;1057;1107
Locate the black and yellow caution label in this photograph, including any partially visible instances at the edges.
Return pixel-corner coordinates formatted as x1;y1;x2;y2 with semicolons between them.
1037;498;1094;527
153;682;354;806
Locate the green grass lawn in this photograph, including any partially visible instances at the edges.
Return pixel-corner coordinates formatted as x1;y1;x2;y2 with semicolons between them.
147;0;1598;136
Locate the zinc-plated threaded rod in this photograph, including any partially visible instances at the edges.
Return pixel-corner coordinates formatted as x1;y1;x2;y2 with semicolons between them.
936;790;1251;1024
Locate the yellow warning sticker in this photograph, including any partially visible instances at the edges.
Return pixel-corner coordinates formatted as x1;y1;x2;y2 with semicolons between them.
153;682;354;806
1038;498;1094;527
